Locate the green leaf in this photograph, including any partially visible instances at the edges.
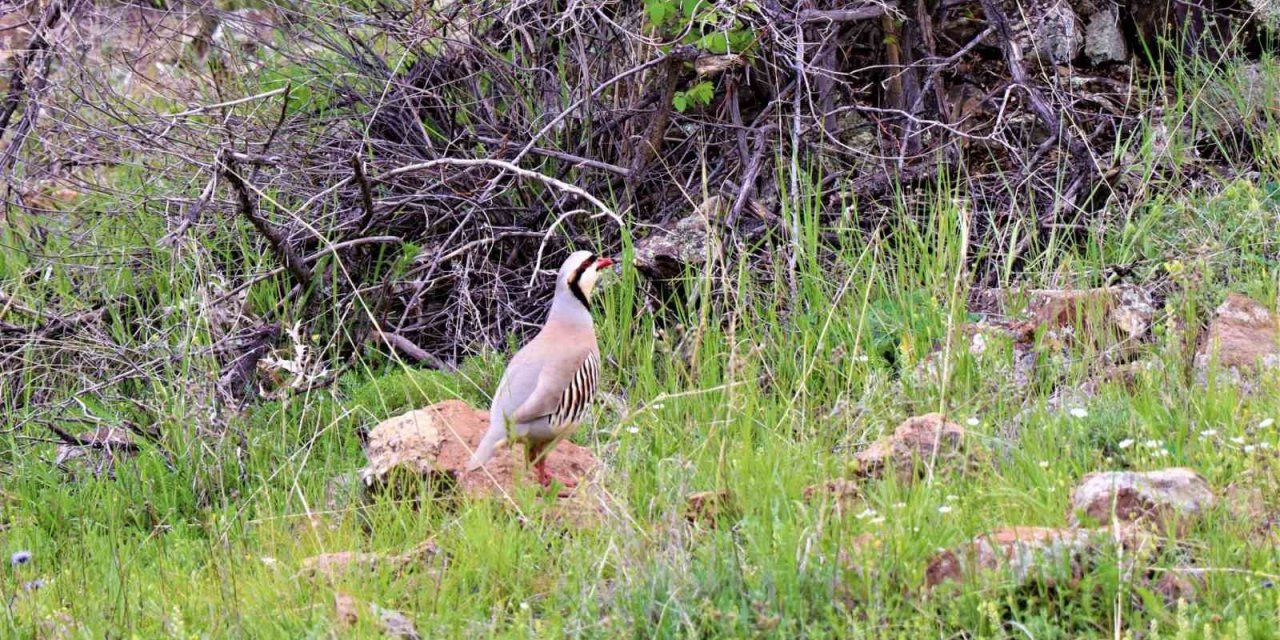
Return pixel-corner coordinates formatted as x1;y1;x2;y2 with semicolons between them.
688;81;714;105
692;32;731;54
672;93;688;112
645;0;669;25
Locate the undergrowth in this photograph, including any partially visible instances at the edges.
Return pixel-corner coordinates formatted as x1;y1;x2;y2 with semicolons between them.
1;24;1280;640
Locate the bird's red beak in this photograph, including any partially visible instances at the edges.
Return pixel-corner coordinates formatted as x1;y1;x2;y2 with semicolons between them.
594;257;615;269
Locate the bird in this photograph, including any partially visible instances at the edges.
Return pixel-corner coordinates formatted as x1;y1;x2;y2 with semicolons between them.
466;250;614;491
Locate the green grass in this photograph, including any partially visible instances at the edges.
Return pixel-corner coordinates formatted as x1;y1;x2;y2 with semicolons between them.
2;180;1279;637
5;31;1280;640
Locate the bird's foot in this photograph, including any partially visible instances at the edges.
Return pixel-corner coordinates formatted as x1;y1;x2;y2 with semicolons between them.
534;461;575;498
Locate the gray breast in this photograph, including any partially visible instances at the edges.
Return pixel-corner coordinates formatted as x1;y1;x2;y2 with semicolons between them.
549;351;600;429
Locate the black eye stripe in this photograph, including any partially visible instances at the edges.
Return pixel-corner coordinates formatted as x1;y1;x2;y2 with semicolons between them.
567;253;595;307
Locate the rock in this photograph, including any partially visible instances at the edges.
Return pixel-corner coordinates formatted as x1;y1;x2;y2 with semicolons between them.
837;533;881;577
1195;293;1280;375
685;489;735;526
1029;0;1084;65
969;285;1154;365
1068;468;1214;529
361;400;600;498
299;539;440;581
925;525;1153;588
1084;4;1127;64
372;604;422;640
360;408;449;490
1026;284;1154;345
633;205;713;280
855;414;967;481
53;427;137;478
1150;568;1207;605
803;479;861;513
334;592;360;627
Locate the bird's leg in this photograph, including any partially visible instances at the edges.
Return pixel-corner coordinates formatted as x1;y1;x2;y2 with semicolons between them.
527;442;553;488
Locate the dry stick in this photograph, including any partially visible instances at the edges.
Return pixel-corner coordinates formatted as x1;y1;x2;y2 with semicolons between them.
0;0;77;174
371;158;624;285
798;6;891;23
0;0;69;138
787;16;806;306
162;173;218;246
164;86;290;118
727;123;779;226
220;153;313;290
461;51;683;215
511;50;687;165
210;236;404;307
976;0;1088;161
351;153;376;233
474;135;630;176
373;329;451;370
249;82;292;185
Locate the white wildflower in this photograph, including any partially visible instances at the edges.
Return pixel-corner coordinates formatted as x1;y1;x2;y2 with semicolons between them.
970;332;988;356
937;505;953;514
1069;407;1089;419
1245;445;1258;454
1039;460;1050;468
966;417;981;427
855;508;878;520
1200;429;1218;438
1261;418;1275;429
626;426;640;435
1143;439;1162;449
1118;438;1135;449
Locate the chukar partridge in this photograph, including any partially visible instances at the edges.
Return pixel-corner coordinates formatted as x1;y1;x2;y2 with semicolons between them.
466;250;613;489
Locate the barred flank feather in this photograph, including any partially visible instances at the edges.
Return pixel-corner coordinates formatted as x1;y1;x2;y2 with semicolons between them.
551;351;599;429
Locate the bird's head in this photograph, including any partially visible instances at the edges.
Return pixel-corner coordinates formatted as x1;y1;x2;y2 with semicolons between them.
559;249;615;306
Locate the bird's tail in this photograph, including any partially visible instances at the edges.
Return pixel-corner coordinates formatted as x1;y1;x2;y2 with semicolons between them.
466;429;507;471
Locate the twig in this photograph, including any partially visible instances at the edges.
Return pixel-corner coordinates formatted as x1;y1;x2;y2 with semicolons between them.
787;15;805;305
799;6;892;23
0;0;70;139
474;135;630;176
977;0;1088;160
210;236;404;306
372;157;624;285
351;154;376;232
165;86;289;118
221;151;314;290
728;124;779;226
512;48;694;165
162;173;218;246
376;158;617;221
373;328;452;370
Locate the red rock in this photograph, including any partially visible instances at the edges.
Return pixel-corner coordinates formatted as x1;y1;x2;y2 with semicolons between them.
925;525;1154;588
685;489;735;526
361;400;599;497
802;479;861;513
855;413;966;480
300;540;439;581
1195;293;1280;372
1068;468;1214;529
